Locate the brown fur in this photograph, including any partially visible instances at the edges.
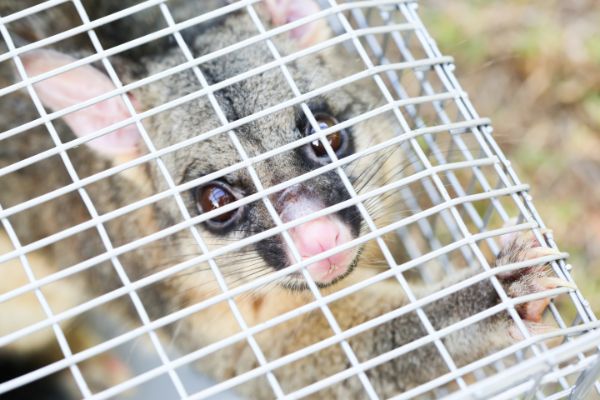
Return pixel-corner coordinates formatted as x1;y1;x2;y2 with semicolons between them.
0;1;565;398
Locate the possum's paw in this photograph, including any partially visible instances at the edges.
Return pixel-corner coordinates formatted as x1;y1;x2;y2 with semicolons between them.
494;230;575;325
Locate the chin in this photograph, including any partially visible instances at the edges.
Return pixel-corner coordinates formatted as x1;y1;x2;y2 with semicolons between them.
279;249;362;291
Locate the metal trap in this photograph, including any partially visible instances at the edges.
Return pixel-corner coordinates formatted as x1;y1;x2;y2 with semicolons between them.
0;0;599;399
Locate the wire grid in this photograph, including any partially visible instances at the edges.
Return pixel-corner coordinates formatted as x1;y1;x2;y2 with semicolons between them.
0;0;599;399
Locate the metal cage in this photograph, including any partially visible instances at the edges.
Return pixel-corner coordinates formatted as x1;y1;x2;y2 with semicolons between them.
0;0;599;399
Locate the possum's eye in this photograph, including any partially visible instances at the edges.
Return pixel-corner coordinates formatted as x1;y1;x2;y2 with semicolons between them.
305;113;348;161
195;182;243;228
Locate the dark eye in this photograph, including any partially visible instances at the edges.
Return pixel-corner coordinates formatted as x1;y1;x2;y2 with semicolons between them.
305;113;347;159
195;182;242;227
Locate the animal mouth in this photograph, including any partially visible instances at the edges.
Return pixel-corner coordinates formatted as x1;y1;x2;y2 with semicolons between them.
271;185;362;290
282;248;361;290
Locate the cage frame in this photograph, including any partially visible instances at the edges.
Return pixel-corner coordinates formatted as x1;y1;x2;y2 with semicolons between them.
0;0;599;398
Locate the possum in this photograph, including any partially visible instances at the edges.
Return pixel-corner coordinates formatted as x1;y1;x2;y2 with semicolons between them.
0;0;573;398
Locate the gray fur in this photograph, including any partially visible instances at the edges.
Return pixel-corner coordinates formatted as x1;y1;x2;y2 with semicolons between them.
0;2;559;398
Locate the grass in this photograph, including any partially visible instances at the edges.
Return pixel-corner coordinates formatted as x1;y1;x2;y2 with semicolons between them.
420;0;600;312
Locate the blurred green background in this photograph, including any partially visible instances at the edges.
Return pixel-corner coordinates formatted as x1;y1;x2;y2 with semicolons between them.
420;0;600;311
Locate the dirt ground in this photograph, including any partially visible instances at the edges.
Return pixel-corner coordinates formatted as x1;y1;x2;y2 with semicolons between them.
420;0;600;312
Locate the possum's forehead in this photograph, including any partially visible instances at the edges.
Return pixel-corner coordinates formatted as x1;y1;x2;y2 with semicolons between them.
142;11;371;189
151;49;358;188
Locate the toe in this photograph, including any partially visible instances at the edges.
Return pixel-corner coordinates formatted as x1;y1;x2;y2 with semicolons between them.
537;276;577;290
523;246;562;261
518;298;551;323
509;321;559;340
495;228;574;328
515;276;575;322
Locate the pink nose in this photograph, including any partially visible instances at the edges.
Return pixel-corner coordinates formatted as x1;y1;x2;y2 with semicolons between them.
287;216;354;284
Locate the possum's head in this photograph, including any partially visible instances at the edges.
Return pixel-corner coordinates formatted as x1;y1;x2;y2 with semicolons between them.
21;1;396;290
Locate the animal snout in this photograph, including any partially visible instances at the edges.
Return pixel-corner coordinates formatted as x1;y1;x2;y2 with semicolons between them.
287;216;354;283
287;216;348;258
278;209;354;284
276;185;355;284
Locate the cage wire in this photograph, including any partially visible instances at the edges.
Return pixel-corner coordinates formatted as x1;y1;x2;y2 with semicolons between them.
0;0;599;399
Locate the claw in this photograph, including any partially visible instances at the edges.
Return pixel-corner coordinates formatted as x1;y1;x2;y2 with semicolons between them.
500;229;542;250
517;230;540;245
520;229;554;246
519;298;552;323
509;321;559;341
516;277;575;323
508;324;525;340
527;322;559;336
500;231;518;247
525;246;562;260
496;227;573;329
538;276;577;290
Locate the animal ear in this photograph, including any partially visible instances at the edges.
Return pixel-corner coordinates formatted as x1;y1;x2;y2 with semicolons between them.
20;49;140;157
264;0;331;47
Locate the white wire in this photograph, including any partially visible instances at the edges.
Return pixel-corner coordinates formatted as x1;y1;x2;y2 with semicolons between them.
0;117;481;297
157;2;286;397
326;0;469;390
441;330;600;400
0;196;539;394
0;0;598;398
0;160;514;331
0;17;92;400
93;249;574;400
244;4;380;398
70;0;188;395
0;55;451;179
398;1;599;393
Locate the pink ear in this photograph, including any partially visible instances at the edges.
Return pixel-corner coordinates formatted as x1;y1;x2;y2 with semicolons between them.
20;50;140;157
265;0;331;47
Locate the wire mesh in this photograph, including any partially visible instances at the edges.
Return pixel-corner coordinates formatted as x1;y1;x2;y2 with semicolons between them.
0;0;599;399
